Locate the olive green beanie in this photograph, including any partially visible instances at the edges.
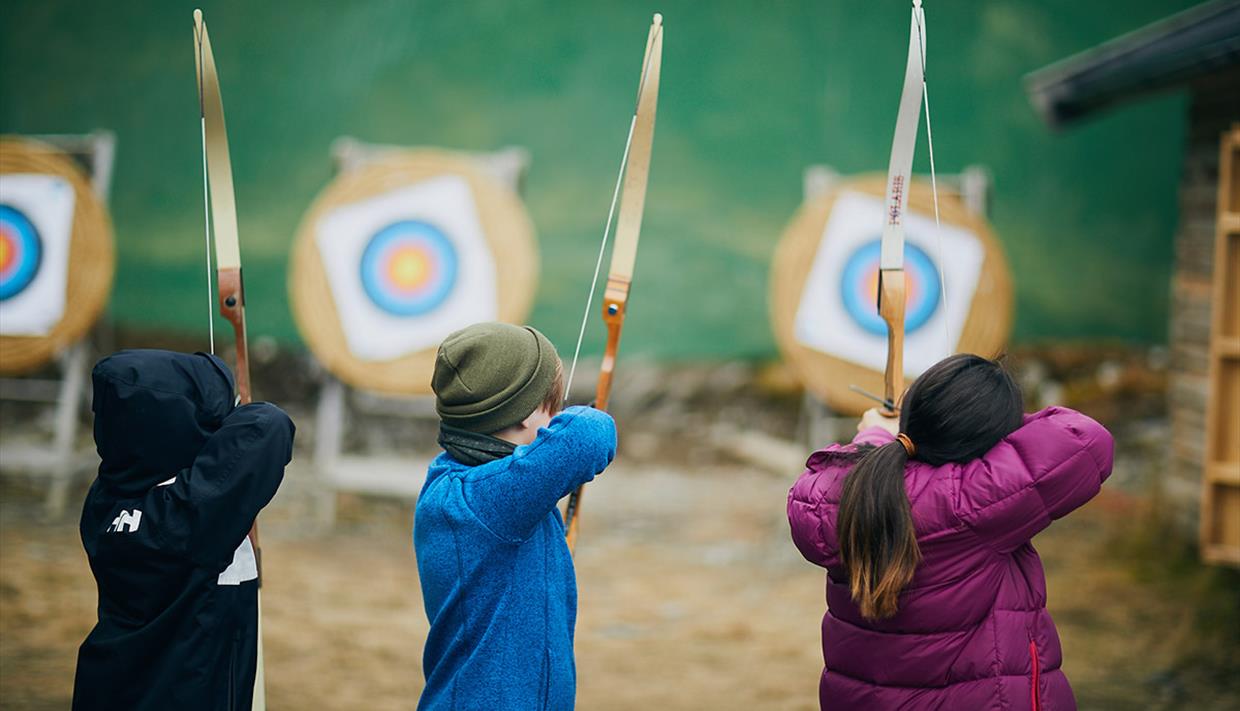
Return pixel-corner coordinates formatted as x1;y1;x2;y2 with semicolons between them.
432;322;560;434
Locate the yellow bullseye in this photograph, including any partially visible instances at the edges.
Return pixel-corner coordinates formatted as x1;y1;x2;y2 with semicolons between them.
387;247;431;292
0;232;13;273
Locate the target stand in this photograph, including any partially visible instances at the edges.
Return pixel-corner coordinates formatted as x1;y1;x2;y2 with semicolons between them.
776;164;1010;447
293;138;537;525
0;132;117;516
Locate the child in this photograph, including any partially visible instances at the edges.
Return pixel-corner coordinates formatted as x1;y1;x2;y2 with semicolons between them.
787;354;1114;710
415;322;616;711
73;349;294;711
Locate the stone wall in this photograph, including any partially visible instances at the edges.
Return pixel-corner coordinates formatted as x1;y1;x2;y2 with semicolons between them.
1167;68;1240;535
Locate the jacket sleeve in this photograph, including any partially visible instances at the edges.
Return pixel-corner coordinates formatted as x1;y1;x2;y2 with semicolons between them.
464;405;617;542
957;407;1113;554
787;428;891;568
787;473;832;568
151;402;295;569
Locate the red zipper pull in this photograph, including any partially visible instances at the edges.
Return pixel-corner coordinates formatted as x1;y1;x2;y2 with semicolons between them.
1029;638;1041;710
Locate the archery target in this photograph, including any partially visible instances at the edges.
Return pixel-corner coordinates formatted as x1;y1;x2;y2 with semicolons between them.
290;149;539;395
315;175;497;361
771;175;1012;415
0;174;75;336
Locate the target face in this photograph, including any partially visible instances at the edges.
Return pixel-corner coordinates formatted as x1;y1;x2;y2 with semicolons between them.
314;174;499;361
0;204;43;301
793;190;984;375
0;173;75;337
839;239;941;336
359;220;459;317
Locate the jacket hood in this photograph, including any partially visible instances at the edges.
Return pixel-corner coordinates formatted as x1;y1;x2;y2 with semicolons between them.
91;349;235;495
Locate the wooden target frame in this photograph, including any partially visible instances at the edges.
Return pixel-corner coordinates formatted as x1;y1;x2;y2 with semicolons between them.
771;174;1012;415
0;137;115;375
289;148;538;395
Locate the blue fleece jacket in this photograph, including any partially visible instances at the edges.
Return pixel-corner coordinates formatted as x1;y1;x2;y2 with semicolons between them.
413;405;617;711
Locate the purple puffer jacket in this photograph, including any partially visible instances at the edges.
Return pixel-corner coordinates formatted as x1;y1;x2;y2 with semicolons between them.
787;407;1114;711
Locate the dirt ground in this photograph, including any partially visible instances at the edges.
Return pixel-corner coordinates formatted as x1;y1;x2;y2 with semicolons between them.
1;351;1238;710
2;464;1238;710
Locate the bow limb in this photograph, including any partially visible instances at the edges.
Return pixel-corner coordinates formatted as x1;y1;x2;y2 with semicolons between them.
194;12;265;710
194;10;251;404
564;14;663;553
877;1;926;415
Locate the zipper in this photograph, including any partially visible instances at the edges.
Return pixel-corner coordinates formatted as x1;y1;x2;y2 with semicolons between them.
228;632;239;711
1029;638;1041;711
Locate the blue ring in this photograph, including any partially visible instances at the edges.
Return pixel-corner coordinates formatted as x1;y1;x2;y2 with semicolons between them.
839;239;941;336
0;204;43;301
359;220;458;317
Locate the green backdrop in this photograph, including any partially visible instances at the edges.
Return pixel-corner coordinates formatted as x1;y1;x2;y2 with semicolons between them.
0;0;1195;359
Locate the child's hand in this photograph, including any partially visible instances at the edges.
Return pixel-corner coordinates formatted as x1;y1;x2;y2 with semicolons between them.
858;407;900;435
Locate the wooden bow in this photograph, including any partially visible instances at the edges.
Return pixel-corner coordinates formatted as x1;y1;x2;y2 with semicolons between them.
563;13;663;553
876;1;929;415
194;10;266;709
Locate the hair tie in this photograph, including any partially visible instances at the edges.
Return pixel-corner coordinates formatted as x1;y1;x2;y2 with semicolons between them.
896;433;916;457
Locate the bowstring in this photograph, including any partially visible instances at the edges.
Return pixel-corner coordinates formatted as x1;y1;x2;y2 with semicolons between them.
196;23;215;355
563;22;662;403
913;3;951;358
564;116;635;402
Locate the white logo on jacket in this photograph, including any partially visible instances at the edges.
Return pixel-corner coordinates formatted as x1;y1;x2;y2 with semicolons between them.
108;510;142;533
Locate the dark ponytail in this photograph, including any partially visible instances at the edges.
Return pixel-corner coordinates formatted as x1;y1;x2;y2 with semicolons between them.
838;440;919;619
838;354;1024;620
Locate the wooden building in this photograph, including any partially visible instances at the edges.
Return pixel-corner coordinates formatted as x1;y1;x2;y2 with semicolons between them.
1025;0;1240;563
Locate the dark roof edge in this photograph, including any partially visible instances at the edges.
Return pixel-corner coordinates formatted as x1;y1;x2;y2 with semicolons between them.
1025;0;1240;128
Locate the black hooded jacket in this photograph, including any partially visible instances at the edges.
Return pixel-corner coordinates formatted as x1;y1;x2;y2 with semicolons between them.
72;350;294;711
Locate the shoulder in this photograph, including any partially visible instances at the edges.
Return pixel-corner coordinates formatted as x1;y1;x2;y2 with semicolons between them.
791;436;877;507
231;401;293;429
217;403;295;448
416;455;465;512
549;405;616;436
986;406;1113;478
208;404;295;469
424;453;466;485
518;405;617;459
953;406;1113;516
1016;406;1113;453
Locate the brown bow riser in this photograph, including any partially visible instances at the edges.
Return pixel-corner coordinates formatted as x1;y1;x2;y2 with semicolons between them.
216;266;251;405
563;275;629;551
878;269;905;416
